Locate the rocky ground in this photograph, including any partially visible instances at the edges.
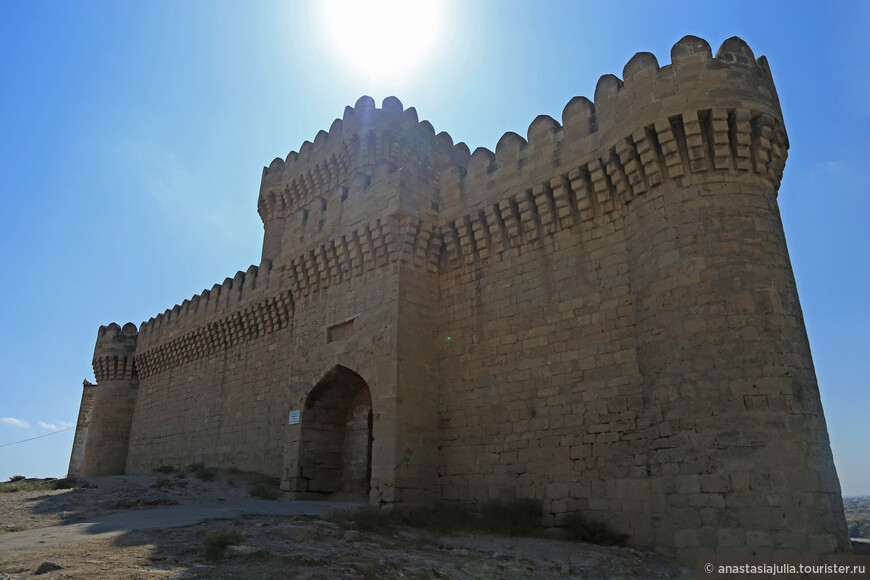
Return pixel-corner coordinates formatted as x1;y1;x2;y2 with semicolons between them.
0;473;688;579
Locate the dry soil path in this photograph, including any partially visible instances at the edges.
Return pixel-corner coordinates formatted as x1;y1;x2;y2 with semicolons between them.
0;498;354;558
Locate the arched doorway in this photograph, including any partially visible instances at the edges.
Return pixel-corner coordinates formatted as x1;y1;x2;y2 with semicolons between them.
298;365;372;496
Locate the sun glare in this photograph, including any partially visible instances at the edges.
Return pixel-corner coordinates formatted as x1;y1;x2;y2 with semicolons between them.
322;0;442;83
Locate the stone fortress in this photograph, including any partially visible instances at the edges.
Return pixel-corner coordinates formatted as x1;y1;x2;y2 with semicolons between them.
69;36;851;559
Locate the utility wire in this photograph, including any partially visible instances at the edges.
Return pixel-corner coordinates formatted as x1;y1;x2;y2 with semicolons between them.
0;426;74;448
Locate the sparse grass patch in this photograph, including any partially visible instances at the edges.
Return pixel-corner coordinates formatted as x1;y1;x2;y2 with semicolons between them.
0;480;61;493
188;463;216;481
561;511;629;546
395;501;475;533
7;475;25;483
152;476;172;489
52;478;76;490
201;529;244;560
2;525;24;532
329;498;543;536
329;504;395;532
478;498;542;536
249;474;281;500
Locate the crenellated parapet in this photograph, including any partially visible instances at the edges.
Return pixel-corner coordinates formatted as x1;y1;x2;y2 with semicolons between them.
72;35;850;559
134;261;294;378
436;36;787;225
92;322;138;383
137;262;279;350
257;95;471;227
135;290;293;378
79;322;140;477
255;36;789;284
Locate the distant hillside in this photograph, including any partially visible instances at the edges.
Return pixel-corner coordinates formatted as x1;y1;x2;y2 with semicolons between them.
844;497;870;538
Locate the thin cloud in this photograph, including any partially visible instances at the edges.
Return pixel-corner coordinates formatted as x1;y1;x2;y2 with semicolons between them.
38;421;74;431
0;417;31;429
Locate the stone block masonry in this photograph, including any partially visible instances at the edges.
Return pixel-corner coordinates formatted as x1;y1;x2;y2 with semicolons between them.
70;35;851;561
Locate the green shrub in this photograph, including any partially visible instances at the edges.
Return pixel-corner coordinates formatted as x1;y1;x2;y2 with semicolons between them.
7;475;25;483
561;511;628;546
478;498;543;536
329;505;394;532
188;463;215;481
152;476;172;489
249;482;280;500
396;501;474;533
202;529;244;560
329;498;543;536
848;520;870;539
0;480;59;493
155;465;175;474
52;478;76;490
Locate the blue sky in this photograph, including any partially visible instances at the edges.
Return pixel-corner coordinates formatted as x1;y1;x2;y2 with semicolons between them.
1;1;868;495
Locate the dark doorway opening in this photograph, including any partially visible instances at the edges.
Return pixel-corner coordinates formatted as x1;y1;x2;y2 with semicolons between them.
298;365;372;496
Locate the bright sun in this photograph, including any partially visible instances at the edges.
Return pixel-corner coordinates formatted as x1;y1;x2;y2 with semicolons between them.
322;0;442;83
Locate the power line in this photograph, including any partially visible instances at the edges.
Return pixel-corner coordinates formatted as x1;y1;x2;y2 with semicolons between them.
0;426;74;448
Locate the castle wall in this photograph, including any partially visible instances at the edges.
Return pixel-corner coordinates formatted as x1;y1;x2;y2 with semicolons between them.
72;35;850;562
78;323;139;477
624;168;851;554
67;381;96;478
437;213;641;530
431;36;849;557
277;265;401;501
125;327;291;474
124;244;402;477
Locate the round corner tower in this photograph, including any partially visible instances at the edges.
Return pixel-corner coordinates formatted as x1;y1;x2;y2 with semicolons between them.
597;36;850;556
78;322;139;477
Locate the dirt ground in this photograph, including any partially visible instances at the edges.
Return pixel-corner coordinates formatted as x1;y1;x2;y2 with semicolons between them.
0;473;689;579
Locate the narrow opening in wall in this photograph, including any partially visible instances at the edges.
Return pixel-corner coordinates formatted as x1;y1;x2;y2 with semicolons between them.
491;201;509;245
625;136;646;199
367;132;377;165
507;196;522;248
524;188;542;234
327;319;355;343
600;157;617;208
576;165;596;218
476;209;491;249
668;115;691;176
697;109;716;170
606;149;631;205
298;208;309;244
726;109;739;171
644;124;666;183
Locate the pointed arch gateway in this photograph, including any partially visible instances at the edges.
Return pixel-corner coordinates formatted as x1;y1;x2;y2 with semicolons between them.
297;365;373;497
